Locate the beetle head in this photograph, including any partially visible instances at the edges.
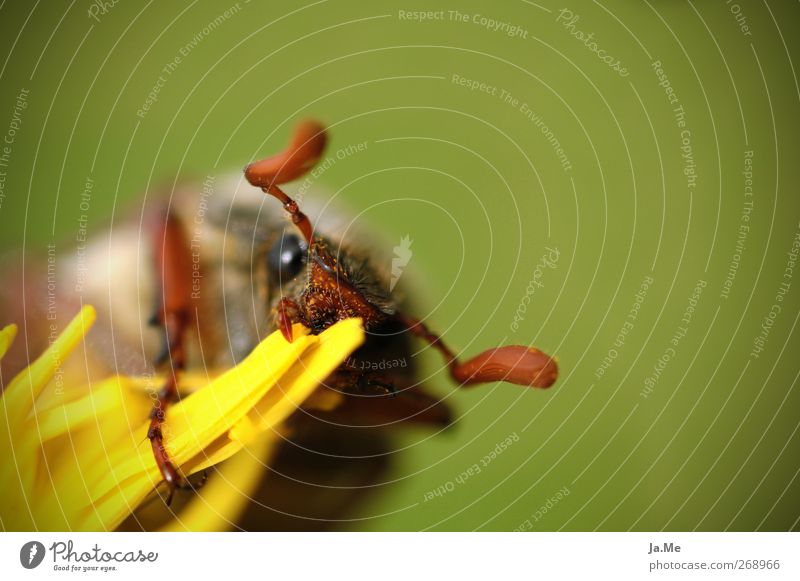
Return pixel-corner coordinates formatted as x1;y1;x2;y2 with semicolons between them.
245;121;390;334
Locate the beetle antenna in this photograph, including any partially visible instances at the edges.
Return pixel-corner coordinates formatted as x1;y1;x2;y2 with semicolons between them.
244;120;327;244
397;314;558;388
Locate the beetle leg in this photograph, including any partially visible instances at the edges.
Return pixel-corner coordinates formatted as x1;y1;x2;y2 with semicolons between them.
147;209;193;505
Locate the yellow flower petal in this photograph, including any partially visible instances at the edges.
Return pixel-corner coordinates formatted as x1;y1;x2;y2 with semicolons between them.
184;317;365;474
0;306;366;532
0;323;17;359
160;431;279;532
162;324;316;464
0;306;96;527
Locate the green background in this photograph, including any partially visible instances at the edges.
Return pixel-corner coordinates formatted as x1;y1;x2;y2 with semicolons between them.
1;0;798;531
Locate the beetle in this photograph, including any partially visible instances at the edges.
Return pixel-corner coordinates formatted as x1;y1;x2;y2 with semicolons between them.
144;120;557;504
0;120;558;512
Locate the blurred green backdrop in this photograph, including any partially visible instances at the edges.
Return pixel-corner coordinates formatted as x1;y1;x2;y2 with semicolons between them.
1;0;798;531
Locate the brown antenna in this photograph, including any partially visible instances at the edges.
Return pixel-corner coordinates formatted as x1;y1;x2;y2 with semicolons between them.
244;120;327;243
397;314;558;388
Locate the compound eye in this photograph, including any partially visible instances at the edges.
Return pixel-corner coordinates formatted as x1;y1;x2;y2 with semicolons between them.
267;232;306;281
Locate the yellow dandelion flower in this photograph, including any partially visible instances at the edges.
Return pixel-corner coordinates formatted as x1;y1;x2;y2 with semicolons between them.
0;305;364;531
